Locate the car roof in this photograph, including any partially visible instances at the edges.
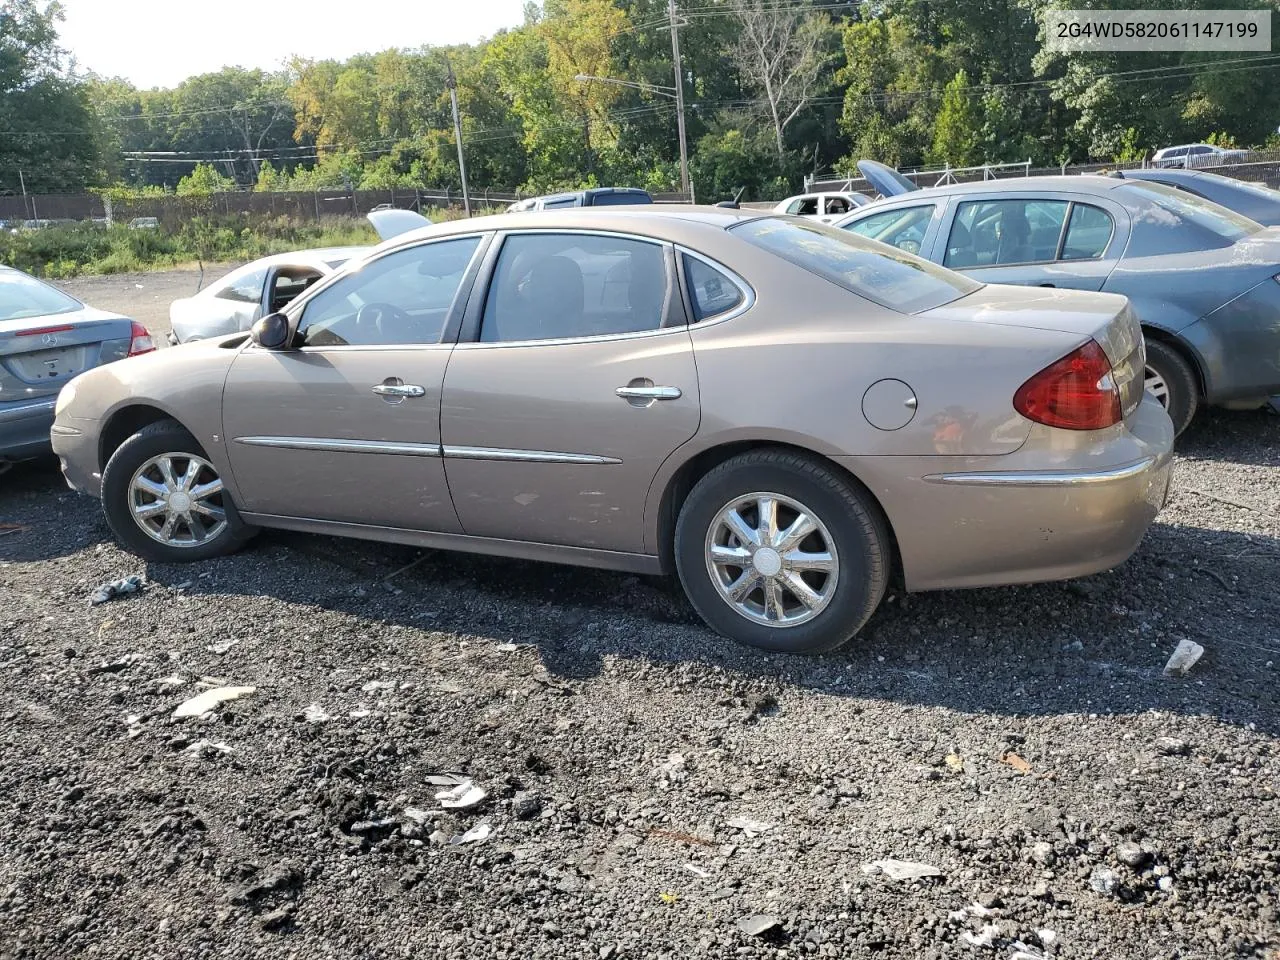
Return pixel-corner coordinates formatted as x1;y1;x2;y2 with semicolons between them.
376;205;769;250
844;175;1134;209
247;246;369;269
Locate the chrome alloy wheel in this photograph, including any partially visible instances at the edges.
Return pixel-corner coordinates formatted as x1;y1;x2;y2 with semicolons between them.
704;492;840;627
128;453;228;547
1144;365;1170;408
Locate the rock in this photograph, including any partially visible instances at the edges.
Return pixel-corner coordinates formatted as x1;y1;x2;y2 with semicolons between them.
1115;841;1148;869
727;816;773;837
1158;876;1175;892
349;818;398;836
259;905;293;932
172;686;256;718
862;859;944;880
1154;737;1190;757
1163;639;1204;676
1089;867;1120;897
599;946;617;960
512;793;542;820
737;914;781;937
228;865;300;904
60;786;85;804
1030;841;1056;866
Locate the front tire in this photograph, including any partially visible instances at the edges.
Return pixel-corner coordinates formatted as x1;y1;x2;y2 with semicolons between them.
1144;339;1198;437
101;420;254;563
674;450;890;655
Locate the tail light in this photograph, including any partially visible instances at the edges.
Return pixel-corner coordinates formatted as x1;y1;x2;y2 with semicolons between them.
127;321;156;357
1013;339;1121;431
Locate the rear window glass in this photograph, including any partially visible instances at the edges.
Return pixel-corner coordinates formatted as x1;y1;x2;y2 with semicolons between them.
1118;181;1262;254
0;271;81;322
731;216;981;313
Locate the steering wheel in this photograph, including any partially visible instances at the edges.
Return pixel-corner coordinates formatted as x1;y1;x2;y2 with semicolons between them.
355;302;413;341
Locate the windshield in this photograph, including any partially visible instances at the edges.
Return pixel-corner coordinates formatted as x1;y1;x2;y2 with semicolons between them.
0;270;81;322
731;216;981;313
1118;181;1262;251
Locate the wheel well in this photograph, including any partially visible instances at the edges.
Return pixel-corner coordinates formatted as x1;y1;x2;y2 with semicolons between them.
1141;326;1205;398
98;405;174;471
655;440;903;583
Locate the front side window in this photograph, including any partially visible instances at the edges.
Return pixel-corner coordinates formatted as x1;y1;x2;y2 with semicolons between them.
945;199;1068;267
0;271;81;321
214;266;267;304
683;254;745;321
481;233;670;343
845;204;935;256
731;216;980;314
1060;204;1114;260
299;237;481;347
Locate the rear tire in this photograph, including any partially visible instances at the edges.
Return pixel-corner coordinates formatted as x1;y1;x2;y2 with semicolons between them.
1144;338;1198;437
101;420;254;563
674;450;890;655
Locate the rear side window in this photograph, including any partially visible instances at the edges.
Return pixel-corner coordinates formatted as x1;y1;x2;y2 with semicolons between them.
481;233;670;342
731;216;980;314
1118;181;1262;255
946;199;1068;267
683;254;745;321
845;204;935;256
591;192;651;206
1060;204;1114;260
214;267;267;304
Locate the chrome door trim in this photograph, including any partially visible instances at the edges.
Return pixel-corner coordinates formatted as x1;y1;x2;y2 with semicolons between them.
923;456;1157;487
441;444;622;465
233;436;442;457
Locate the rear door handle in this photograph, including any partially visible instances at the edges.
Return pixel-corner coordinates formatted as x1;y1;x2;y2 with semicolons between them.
615;385;682;401
372;383;426;398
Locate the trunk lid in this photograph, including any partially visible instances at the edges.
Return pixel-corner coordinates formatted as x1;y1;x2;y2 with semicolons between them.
0;308;135;403
924;283;1146;420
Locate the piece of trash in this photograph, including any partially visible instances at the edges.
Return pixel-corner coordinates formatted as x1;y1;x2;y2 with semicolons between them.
684;863;711;878
736;915;781;938
361;680;395;693
658;891;678;904
436;781;487;809
1154;736;1190;756
1003;752;1032;774
303;703;330;723
207;639;240;655
495;642;519;653
0;523;30;538
727;816;773;838
948;902;995;923
961;923;1002;948
1037;930;1057;947
349;709;371;719
402;807;433;825
184;739;233;757
451;822;493;845
425;773;469;787
154;675;186;693
172;685;256;718
944;753;964;773
349;817;398;835
862;859;944;880
90;575;144;606
1010;942;1046;960
1163;639;1204;676
173;581;193;591
1090;866;1120;896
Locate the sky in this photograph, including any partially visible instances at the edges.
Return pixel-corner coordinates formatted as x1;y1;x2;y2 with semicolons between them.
55;0;531;89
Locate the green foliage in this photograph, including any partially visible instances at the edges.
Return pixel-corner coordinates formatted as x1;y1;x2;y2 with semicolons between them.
1113;127;1147;163
928;69;982;166
176;163;236;196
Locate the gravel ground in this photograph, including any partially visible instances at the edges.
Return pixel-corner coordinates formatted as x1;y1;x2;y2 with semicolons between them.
1;404;1277;958
53;265;242;345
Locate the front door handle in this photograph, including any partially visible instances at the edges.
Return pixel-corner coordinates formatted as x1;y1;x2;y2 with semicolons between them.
615;385;682;401
372;383;426;399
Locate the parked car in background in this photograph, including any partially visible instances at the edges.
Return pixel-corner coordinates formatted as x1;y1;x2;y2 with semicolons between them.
835;174;1280;435
128;217;160;230
505;187;653;212
773;191;870;221
1151;143;1247;169
53;208;1172;655
1108;168;1280;227
1;266;153;469
168;247;367;344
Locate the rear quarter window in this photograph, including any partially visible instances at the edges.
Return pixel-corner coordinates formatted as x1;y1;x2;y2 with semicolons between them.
731;216;981;314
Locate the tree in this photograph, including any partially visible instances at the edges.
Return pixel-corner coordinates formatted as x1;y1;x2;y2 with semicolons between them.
928;69;981;166
726;0;834;158
0;0;103;193
175;162;234;196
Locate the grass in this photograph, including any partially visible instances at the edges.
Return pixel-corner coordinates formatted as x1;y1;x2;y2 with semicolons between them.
0;215;383;279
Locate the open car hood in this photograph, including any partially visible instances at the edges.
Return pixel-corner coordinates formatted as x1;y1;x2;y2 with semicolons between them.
366;208;432;241
857;160;920;198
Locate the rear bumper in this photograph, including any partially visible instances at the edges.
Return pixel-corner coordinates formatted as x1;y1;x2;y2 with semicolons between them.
0;397;56;461
50;417;102;496
840;396;1175;591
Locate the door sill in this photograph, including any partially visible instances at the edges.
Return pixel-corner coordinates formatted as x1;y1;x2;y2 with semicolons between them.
239;512;664;576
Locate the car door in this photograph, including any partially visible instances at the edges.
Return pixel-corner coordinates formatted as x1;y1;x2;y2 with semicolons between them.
935;194;1123;292
439;229;699;554
221;233;489;531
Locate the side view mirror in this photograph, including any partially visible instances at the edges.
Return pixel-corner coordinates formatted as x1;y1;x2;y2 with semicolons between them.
251;312;292;350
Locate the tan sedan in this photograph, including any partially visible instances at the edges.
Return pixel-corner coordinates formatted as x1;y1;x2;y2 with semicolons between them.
51;209;1174;654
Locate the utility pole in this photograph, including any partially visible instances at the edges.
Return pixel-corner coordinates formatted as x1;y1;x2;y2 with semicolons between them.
668;0;693;203
444;55;472;217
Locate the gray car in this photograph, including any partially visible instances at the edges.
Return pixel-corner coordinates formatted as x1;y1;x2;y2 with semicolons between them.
52;208;1173;655
835;175;1280;435
0;266;153;469
1108;169;1280;227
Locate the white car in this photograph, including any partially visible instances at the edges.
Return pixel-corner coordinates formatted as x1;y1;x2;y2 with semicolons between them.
168;247;366;344
774;191;871;222
1151;143;1247;169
